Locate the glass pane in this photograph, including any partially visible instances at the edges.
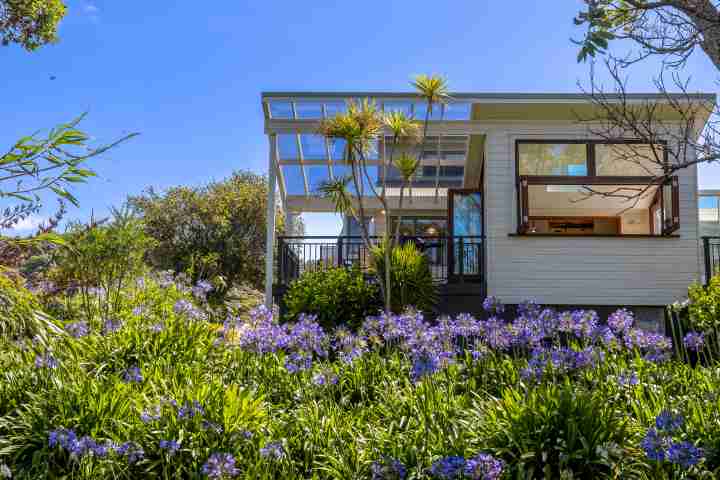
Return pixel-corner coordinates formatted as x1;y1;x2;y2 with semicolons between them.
452;192;483;236
300;134;326;160
700;196;719;209
366;139;380;160
269;101;293;119
416;218;447;237
382;101;413;117
361;166;379;195
328;138;348;161
278;134;299;160
518;143;588;176
663;183;672;229
332;165;357;195
282;165;305;195
414;102;443;120
444;103;471;120
700;196;720;223
305;165;331;194
324;101;347;117
295;102;323;119
596;143;665;176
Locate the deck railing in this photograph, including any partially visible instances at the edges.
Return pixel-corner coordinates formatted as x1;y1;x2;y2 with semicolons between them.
702;236;720;284
275;235;484;287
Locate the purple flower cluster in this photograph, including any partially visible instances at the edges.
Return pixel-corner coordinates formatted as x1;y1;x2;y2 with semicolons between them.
428;453;504;480
260;441;286;461
312;370;339;386
482;296;504;316
192;280;213;300
178;400;205;420
237;300;674;384
65;321;89;338
683;332;705;352
371;455;407;480
202;453;239;479
48;428;143;463
607;308;634;334
122;366;143;383
173;299;206;321
102;318;123;335
140;405;161;423
34;353;58;369
641;411;704;469
521;346;604;381
159;439;180;456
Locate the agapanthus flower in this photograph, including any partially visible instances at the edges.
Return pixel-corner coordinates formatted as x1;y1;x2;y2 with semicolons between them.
192;280;213;301
102;318;123;335
428;456;465;479
482;296;504;316
618;371;639;387
202;453;239;479
517;299;541;319
683;332;704;351
140;405;161;423
159;439;181;456
178;400;205;419
667;441;703;468
65;321;90;338
641;428;670;461
260;441;286;461
34;353;58;369
607;308;634;334
122;366;143;383
411;354;440;383
463;452;504;480
655;410;683;432
115;441;145;464
150;322;164;333
132;305;145;316
312;371;338;386
284;352;313;373
371;455;407;480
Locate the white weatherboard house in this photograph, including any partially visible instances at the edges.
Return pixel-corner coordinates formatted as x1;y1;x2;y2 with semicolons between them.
261;92;715;319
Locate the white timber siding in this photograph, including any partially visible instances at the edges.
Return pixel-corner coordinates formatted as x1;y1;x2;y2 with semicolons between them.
484;125;702;306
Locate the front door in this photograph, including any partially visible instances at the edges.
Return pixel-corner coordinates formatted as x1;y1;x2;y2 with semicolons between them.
448;189;483;282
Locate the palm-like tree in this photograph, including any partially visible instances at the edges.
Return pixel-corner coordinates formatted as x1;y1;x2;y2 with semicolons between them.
411;74;451;200
318;76;450;313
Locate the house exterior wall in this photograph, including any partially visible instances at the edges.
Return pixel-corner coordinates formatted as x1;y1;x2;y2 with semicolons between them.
484;125;701;306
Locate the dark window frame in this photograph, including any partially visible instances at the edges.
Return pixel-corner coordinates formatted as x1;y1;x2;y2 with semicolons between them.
515;139;678;237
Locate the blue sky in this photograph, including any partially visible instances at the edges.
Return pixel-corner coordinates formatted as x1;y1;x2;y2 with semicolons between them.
2;0;718;235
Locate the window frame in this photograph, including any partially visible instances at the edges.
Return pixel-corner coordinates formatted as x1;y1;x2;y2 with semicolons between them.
515;139;677;237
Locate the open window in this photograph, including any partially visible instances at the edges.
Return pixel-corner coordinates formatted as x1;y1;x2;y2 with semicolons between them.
516;140;679;237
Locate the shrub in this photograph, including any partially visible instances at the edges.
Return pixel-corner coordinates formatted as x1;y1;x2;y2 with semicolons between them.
472;383;635;478
0;275;61;342
283;267;380;330
48;211;154;321
371;241;438;313
128;171;283;294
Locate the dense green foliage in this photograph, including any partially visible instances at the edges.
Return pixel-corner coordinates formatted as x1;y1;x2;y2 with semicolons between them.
128;171;282;294
0;0;66;50
372;241;438;313
0;269;718;478
283;267;381;330
47;212;155;320
0;275;60;341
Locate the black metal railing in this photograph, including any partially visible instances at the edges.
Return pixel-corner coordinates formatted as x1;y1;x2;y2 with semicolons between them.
702;236;720;284
275;235;484;287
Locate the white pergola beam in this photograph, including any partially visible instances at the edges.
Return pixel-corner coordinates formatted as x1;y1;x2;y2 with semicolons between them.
265;134;278;308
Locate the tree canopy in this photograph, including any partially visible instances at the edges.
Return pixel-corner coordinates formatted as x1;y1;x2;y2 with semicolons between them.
0;0;66;51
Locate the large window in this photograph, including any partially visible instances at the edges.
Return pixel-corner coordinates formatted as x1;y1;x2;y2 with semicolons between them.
516;140;678;237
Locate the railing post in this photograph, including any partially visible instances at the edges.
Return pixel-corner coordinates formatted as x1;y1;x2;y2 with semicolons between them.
337;237;344;268
704;236;712;285
277;237;285;285
458;236;464;281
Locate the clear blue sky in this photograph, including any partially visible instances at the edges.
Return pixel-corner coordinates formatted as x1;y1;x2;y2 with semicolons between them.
2;0;718;234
